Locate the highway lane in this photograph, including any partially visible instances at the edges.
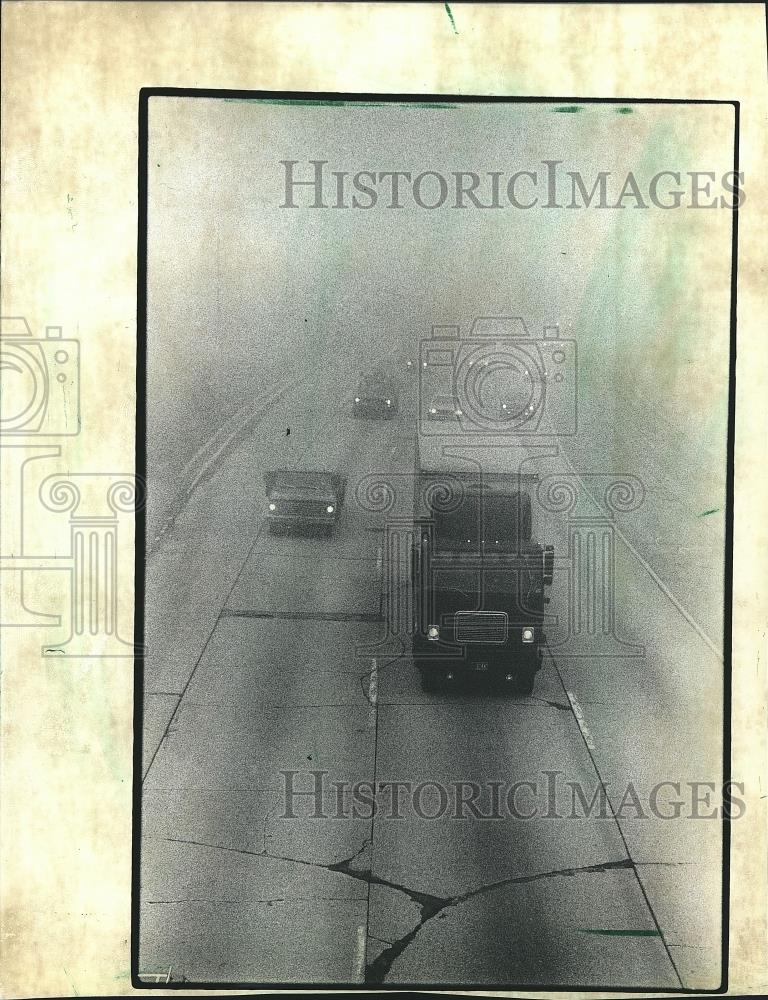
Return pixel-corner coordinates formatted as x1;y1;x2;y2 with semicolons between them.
370;472;721;986
139;350;722;988
140;362;402;981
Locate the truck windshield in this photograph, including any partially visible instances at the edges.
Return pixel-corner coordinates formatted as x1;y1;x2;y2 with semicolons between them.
433;494;524;552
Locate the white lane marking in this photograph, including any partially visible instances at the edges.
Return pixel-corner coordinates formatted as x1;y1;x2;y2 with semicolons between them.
376;545;382;572
565;689;596;752
354;922;367;980
552;435;721;661
368;658;378;728
612;524;722;660
150;377;308;557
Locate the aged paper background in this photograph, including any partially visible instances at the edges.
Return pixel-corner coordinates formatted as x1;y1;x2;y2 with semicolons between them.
1;2;766;997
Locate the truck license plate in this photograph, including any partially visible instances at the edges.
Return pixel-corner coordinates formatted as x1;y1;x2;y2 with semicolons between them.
474;662;488;671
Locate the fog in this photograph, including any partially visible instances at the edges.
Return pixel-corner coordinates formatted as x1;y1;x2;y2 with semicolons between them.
146;98;733;550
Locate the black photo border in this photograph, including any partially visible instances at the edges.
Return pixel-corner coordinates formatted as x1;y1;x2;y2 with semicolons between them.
132;88;739;994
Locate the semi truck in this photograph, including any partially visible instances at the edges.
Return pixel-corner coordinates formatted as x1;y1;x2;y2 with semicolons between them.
411;437;553;693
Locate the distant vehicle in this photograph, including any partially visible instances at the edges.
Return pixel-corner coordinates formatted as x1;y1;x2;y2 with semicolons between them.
353;369;398;419
426;393;462;421
264;470;347;535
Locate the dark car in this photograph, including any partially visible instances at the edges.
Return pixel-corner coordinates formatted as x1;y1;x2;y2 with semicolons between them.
426;393;463;421
352;369;398;419
264;470;347;535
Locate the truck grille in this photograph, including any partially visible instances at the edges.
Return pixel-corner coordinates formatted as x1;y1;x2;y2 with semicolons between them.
454;611;508;644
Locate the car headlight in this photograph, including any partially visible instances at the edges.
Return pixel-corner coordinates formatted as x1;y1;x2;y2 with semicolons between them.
354;397;360;403
522;627;534;643
268;503;276;511
427;625;440;640
455;409;462;416
429;407;437;415
386;399;391;405
326;505;335;514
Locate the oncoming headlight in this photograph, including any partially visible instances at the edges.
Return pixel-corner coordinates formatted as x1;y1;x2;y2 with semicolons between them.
354;397;360;403
427;625;440;641
268;502;276;511
326;505;335;514
522;627;534;643
386;398;391;406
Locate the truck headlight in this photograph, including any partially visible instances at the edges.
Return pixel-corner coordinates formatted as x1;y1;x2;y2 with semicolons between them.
427;625;440;641
326;505;335;514
522;627;534;643
268;503;276;511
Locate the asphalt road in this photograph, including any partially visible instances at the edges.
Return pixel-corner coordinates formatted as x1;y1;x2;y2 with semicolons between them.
139;357;724;988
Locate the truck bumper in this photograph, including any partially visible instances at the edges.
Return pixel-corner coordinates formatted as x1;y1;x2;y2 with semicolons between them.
413;640;542;684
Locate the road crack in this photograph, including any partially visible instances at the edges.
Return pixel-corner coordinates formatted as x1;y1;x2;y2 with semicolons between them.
160;840;635;983
364;857;634;983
